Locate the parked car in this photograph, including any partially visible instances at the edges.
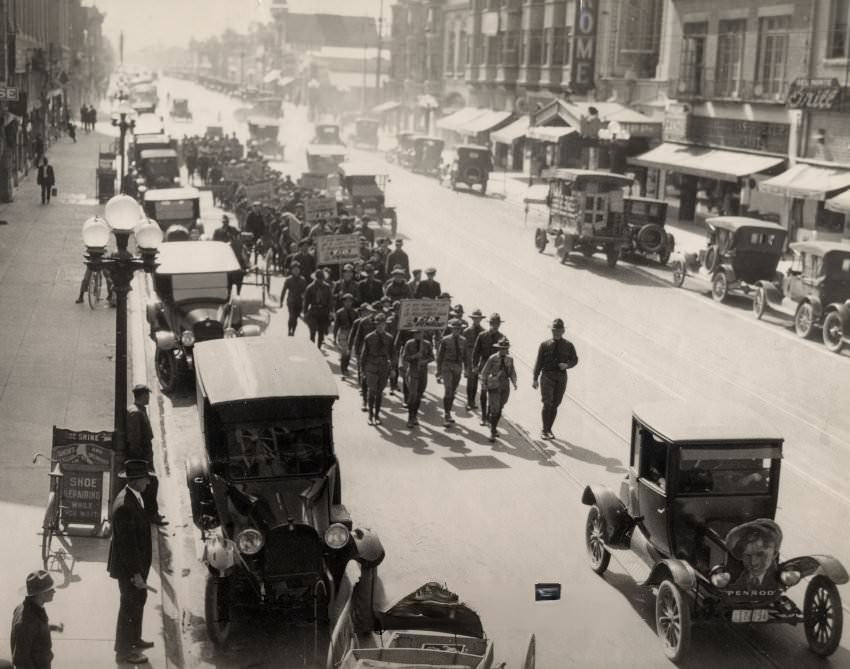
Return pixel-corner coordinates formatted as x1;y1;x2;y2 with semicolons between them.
671;216;787;303
247;118;284;160
581;400;847;662
142;187;202;239
449;144;493;195
146;241;257;392
170;97;192;121
312;123;344;146
187;336;385;647
541;169;634;268
385;130;416;167
757;240;850;352
136;148;181;190
620;196;675;265
352;117;379;149
339;167;397;237
411;136;445;178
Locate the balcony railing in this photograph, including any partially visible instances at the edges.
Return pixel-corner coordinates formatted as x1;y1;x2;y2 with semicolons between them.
668;76;790;104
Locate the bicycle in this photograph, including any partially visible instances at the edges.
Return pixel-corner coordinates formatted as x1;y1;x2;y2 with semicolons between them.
87;267;114;309
33;452;68;568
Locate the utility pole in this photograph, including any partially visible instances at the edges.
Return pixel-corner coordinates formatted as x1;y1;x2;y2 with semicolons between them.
119;31;124;65
374;0;384;105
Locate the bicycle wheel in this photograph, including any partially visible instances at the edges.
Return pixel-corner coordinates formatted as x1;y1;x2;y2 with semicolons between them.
87;270;103;309
42;491;57;567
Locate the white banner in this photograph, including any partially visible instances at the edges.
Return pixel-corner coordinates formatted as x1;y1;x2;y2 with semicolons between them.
397;299;451;331
316;233;361;265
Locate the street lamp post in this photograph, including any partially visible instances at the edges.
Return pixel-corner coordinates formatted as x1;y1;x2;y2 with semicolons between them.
82;195;162;496
111;102;135;194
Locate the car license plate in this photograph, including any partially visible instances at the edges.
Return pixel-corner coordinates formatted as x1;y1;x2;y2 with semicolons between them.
732;609;769;623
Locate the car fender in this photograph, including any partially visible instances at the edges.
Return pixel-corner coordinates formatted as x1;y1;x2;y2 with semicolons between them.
825;301;850;328
781;555;849;585
581;484;633;549
238;324;261;337
154;330;178;351
717;263;737;285
351;527;385;568
756;279;783;306
644;559;698;591
665;233;675;252
799;295;824;320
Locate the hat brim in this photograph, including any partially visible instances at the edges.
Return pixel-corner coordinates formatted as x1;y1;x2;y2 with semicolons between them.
19;581;55;597
118;469;156;480
725;519;783;560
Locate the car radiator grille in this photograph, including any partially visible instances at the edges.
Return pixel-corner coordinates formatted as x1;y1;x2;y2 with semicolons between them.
193;320;224;343
263;526;324;580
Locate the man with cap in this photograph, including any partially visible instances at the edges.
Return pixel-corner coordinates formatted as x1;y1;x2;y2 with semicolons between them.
333;293;359;375
358;263;385;305
11;570;62;669
385;238;410;278
303;269;334;349
472;313;506;424
402;328;435;428
384;267;412;301
126;384;167;527
373;237;392;280
463;309;486;410
350;302;376;408
291;239;317;281
212;214;236;242
108;459;156;665
532;318;578;440
436;318;470;426
407;269;422;297
725;519;783;588
359;312;394;425
415;267;442;298
245;201;266;241
480;338;517;442
333;263;361;307
279;261;308;336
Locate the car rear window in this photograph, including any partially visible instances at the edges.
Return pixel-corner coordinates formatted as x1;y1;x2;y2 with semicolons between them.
679;449;775;495
223;421;328;479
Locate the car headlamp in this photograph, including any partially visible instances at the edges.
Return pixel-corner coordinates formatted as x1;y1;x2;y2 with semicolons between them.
236;528;264;555
709;566;731;588
780;569;801;586
180;330;195;346
324;523;350;550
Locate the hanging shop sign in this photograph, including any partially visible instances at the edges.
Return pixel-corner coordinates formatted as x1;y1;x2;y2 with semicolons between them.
571;0;600;94
51;427;114;529
786;78;842;111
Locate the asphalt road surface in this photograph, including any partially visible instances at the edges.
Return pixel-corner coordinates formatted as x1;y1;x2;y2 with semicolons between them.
141;77;850;669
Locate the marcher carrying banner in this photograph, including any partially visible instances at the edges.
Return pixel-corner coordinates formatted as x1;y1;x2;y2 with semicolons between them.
398;299;452;331
316;233;360;265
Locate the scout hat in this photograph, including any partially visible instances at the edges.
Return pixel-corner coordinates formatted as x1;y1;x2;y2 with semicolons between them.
470;308;484;319
342;263;354;272
290;260;302;269
725;519;783;561
412;269;422;276
342;293;355;302
20;570;55;597
132;383;151;396
493;338;511;349
391;268;406;277
489;312;503;323
374;313;387;323
448;318;464;328
551;318;565;330
425;267;437;275
118;459;156;480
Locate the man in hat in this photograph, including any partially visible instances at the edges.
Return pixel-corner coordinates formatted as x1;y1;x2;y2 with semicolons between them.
11;570;62;669
407;269;422;297
360;313;394;425
280;261;308;336
126;384;167;527
472;313;506;424
291;239;317;281
374;237;392;280
436;318;470;426
358;263;384;305
384;267;412;301
333;263;360;307
303;269;334;349
108;459;156;665
725;519;783;588
402;328;435;428
385;238;410;278
333;293;358;375
480;338;517;442
212;214;235;242
415;267;442;299
350;303;376;409
463;309;486;410
532;318;578;440
245;201;266;241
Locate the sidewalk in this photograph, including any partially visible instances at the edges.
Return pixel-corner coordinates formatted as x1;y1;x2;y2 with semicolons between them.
0;130;168;666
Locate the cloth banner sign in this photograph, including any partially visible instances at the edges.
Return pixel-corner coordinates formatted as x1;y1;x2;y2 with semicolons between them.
51;427;114;530
397;299;452;331
316;233;361;265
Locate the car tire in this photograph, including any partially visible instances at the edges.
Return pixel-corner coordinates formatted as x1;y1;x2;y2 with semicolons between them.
822;311;845;354
585;505;611;575
794;301;816;339
704;246;720;274
671;260;686;287
656;579;692;663
804;575;843;657
204;574;233;647
711;271;728;302
155;348;182;394
637;224;664;254
753;286;767;320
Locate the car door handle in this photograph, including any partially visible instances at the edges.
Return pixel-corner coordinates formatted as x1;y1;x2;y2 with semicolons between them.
656;507;665;514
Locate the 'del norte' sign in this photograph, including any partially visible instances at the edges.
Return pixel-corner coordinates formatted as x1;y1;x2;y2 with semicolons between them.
571;0;599;94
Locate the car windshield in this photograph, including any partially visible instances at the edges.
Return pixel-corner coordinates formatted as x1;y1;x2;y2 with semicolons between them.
679;446;779;495
143;158;178;177
221;420;329;479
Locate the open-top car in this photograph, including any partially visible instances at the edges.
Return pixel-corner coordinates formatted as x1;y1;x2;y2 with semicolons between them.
146;241;258;392
581;400;847;663
411;136;445;178
170;97;192;121
247;117;284;160
386;130;416;167
339;165;397;236
449;144;493;194
187;336;385;647
142;187;202;239
671;216;787;303
620;196;675;265
756;240;850;352
352;117;379;149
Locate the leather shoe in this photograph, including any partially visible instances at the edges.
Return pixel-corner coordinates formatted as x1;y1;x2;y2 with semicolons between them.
133;640;155;650
116;651;149;664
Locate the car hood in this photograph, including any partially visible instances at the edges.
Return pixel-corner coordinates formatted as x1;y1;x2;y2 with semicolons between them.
224;477;325;529
168;304;224;326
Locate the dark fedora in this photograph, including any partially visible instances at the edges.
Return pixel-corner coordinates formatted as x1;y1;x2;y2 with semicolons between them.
119;459;156;480
20;570;55;597
131;383;151;395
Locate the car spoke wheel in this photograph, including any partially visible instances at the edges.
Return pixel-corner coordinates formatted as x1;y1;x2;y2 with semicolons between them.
794;302;816;339
585;505;611;575
804;575;843;657
671;261;686;287
711;271;728;302
155;348;181;394
753;287;767;319
205;575;233;647
656;580;691;663
822;311;845;353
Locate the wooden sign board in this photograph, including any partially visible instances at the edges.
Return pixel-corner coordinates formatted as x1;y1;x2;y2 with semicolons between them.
243;180;275;201
51;427;114;530
316;233;361;265
305;196;337;223
398;299;451;331
221;164;247;181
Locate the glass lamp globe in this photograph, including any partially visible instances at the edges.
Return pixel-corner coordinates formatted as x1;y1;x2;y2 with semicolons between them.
134;219;163;251
104;194;142;232
81;216;110;249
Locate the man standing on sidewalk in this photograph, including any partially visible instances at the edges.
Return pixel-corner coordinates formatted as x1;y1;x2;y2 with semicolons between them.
126;384;167;527
532;318;578;440
108;460;155;665
36;158;55;205
10;570;63;669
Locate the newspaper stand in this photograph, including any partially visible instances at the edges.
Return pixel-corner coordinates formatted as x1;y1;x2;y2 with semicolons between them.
96;148;116;203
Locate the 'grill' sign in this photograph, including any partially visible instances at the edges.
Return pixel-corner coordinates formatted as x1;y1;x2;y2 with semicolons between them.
571;0;599;94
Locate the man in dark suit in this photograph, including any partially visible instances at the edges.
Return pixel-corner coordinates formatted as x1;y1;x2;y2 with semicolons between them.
36;158;55;205
108;460;155;665
126;384;167;527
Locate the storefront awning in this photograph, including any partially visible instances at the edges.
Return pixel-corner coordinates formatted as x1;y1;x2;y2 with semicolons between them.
262;69;281;84
491;115;530;144
526;126;576;142
627;143;785;183
278;76;295;87
759;163;850;200
436;107;489;132
458;110;513;135
371;100;401;114
825;189;850;214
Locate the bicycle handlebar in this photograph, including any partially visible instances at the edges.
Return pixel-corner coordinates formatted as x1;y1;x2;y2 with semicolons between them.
32;452;59;465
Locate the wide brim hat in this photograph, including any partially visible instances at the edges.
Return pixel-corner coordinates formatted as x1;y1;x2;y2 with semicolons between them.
19;570;55;597
470;309;484;319
448;318;464;328
425;267;437;274
131;383;151;395
493;338;511;349
373;313;387;323
489;312;503;323
725;519;783;561
391;268;406;276
342;292;355;301
118;459;156;480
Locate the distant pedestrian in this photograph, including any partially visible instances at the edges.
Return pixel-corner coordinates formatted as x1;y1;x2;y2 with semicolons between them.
532;318;578;440
333;293;358;375
463;309;486;410
10;570;62;669
402;329;434;428
107;459;155;665
385;238;410;278
67;121;76;143
303;269;333;349
279;262;308;336
360;312;393;425
436;318;469;426
358;263;384;305
471;313;505;425
407;269;422;297
36;158;55;205
480;338;517;442
126;384;167;527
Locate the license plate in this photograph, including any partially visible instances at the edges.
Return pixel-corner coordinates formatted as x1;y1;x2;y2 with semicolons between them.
732;609;769;623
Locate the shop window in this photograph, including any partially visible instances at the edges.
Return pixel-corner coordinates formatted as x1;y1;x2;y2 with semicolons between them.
756;15;790;98
816;201;846;234
679;22;707;95
502;30;519;66
486;35;500;65
528;29;544;66
617;0;662;78
553;27;570;66
828;0;850;59
716;19;746;97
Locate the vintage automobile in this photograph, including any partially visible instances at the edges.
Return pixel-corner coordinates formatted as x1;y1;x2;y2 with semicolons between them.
135;148;181;190
187;336;385;646
306;144;347;175
671;217;787;303
247;118;284;160
449;144;493;194
411;136;445;178
313;123;345;146
252;96;284;119
339;166;397;236
385;130;416;166
756;240;850;352
205;125;224;139
327;575;535;669
169;97;192;121
620;196;675;266
132;112;164;136
541;169;633;268
142;187;202;238
352;117;379;149
131;133;174;166
146;241;258;392
581;400;847;662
